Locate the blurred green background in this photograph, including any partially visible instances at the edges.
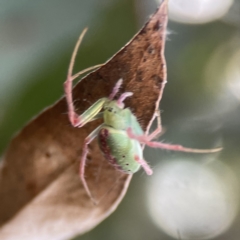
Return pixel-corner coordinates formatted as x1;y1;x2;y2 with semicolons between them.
1;0;240;239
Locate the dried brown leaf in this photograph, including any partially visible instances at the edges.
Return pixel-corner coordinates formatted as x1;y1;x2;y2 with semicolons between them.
0;1;168;239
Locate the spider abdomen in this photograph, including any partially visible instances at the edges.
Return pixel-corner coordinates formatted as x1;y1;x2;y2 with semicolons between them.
98;126;141;174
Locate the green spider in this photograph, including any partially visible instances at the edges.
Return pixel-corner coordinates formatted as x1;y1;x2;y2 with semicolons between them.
64;29;221;202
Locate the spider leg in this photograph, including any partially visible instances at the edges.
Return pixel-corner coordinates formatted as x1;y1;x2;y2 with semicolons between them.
116;92;133;108
148;110;163;141
79;124;104;204
134;155;153;175
127;128;221;153
141;110;162;151
109;78;133;108
64;28;103;127
109;78;123;100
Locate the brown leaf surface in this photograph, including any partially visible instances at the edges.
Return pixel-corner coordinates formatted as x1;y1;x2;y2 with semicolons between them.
0;1;168;239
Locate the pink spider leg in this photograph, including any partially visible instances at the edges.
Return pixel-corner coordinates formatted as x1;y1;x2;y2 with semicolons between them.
109;78;132;106
147;110;163;141
127;128;222;153
134;155;153;175
141;110;163;154
109;78;123;100
117;92;133;108
132;111;161;175
64;28;103;127
80;124;104;204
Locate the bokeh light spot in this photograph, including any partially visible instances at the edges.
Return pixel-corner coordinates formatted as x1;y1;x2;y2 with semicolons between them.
146;159;239;239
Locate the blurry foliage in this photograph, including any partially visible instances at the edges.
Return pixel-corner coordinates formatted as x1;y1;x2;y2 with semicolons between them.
163;21;236;120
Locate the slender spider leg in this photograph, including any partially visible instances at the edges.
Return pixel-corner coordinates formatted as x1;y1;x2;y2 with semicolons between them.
147;110;163;141
117;92;133;108
141;110;162;152
109;78;133;106
127;128;222;153
79;124;104;204
96;172;126;205
134;155;153;175
64;28;103;127
109;78;123;100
